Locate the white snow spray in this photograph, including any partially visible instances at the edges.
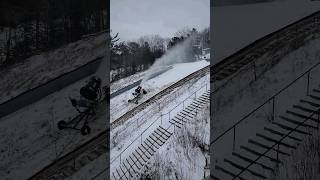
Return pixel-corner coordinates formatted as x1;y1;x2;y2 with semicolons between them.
141;35;196;86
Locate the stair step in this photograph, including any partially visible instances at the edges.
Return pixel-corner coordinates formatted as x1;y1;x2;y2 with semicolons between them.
189;104;201;110
248;139;290;156
300;99;320;108
123;160;134;178
224;158;267;179
137;146;151;159
212;166;231;180
256;133;296;149
231;152;274;172
313;89;320;93
263;127;302;142
280;115;317;129
176;114;189;122
146;138;159;149
261;127;301;148
215;165;246;180
134;149;147;164
158;126;173;136
154;129;169;141
240;145;281;164
126;158;139;174
171;118;183;125
155;128;170;139
169;120;182;128
151;132;165;144
142;141;156;153
120;165;129;180
129;155;141;170
272;121;311;135
180;111;194;119
286;110;320;124
182;109;196;116
308;94;320;101
293;105;319;114
149;136;162;147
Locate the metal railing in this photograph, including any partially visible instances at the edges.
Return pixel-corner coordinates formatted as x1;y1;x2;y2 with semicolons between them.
211;61;320;152
110;82;209;167
233;107;320;179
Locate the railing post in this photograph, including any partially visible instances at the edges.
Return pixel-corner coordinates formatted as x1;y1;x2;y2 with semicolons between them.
317;111;320;130
120;154;122;164
141;133;143;144
307;71;310;96
272;97;275;122
253;61;257;81
276;143;279;167
233;126;236;151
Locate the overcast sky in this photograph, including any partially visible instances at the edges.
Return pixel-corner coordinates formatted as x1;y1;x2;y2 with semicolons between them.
111;0;210;41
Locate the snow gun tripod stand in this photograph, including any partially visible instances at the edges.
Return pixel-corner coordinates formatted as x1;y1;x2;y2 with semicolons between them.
57;76;103;135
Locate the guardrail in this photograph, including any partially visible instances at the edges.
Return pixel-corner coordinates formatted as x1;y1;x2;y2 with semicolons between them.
211;60;320;157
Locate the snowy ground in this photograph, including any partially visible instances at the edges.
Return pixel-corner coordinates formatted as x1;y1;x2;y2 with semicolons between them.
0;70;106;179
212;33;320;169
110;71;146;95
110;73;210;175
212;0;320;64
142;103;210;180
271;130;320;180
0;33;107;104
110;60;209;122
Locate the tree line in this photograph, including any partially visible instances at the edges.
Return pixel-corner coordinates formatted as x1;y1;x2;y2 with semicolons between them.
110;27;210;83
0;0;108;67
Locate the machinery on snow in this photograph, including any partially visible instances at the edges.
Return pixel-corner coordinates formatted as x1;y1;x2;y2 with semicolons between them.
57;76;104;135
128;86;147;104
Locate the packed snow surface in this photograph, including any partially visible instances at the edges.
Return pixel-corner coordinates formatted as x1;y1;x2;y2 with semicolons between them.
110;60;209;122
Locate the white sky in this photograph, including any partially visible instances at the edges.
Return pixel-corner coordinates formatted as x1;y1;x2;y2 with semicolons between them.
111;0;210;41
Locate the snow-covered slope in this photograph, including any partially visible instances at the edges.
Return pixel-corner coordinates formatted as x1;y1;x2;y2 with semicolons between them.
0;33;107;104
110;60;209;122
0;72;106;179
212;0;320;63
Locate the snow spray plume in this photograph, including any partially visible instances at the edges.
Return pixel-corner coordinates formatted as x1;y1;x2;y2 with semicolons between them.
141;35;197;85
